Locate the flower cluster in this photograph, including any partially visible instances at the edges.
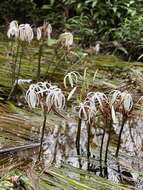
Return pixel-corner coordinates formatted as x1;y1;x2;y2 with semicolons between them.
7;21;74;49
26;82;65;112
75;90;134;123
64;71;82;89
7;20;34;43
7;20;52;42
37;21;52;40
75;92;107;122
58;32;73;49
75;100;97;122
109;90;133;113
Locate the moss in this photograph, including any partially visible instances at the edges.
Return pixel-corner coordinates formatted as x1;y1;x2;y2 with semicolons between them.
0;40;141;97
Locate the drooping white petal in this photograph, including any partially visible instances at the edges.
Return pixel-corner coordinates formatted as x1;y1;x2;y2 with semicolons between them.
123;93;133;112
68;73;74;88
67;87;77;101
9;20;18;29
19;24;33;43
78;103;88;121
26;87;39;109
7;20;19;39
37;27;42;40
64;71;81;88
26;82;65;112
47;24;52;39
24;24;34;43
95;43;100;54
109;90;122;104
111;106;117;123
87;92;107;109
59;32;73;48
75;100;97;122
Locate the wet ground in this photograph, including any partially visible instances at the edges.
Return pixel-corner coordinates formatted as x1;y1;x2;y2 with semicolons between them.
0;101;143;190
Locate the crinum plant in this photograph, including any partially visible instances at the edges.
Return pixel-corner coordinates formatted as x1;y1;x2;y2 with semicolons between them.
86;91;112;166
75;98;97;169
64;70;98;166
26;81;65;161
64;71;82;89
58;32;73;51
64;68;94;103
87;90;133;164
64;71;82;101
51;31;74;77
109;90;133;157
79;90;133;175
7;20;34;100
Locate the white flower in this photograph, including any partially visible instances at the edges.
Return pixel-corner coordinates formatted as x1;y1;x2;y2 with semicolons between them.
109;90;133;113
34;82;50;96
87;92;108;109
42;21;52;39
75;100;97;122
75;102;88;121
37;27;42;40
26;82;65;112
111;105;117;123
26;84;40;108
7;21;34;43
84;100;97;122
95;43;100;54
64;71;82;88
46;23;52;39
109;90;122;105
46;86;65;111
37;22;52;40
59;32;73;48
19;24;34;43
24;24;34;42
122;92;133;112
7;20;19;38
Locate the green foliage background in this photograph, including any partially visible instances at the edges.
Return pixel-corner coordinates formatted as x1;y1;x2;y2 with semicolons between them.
0;0;143;45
